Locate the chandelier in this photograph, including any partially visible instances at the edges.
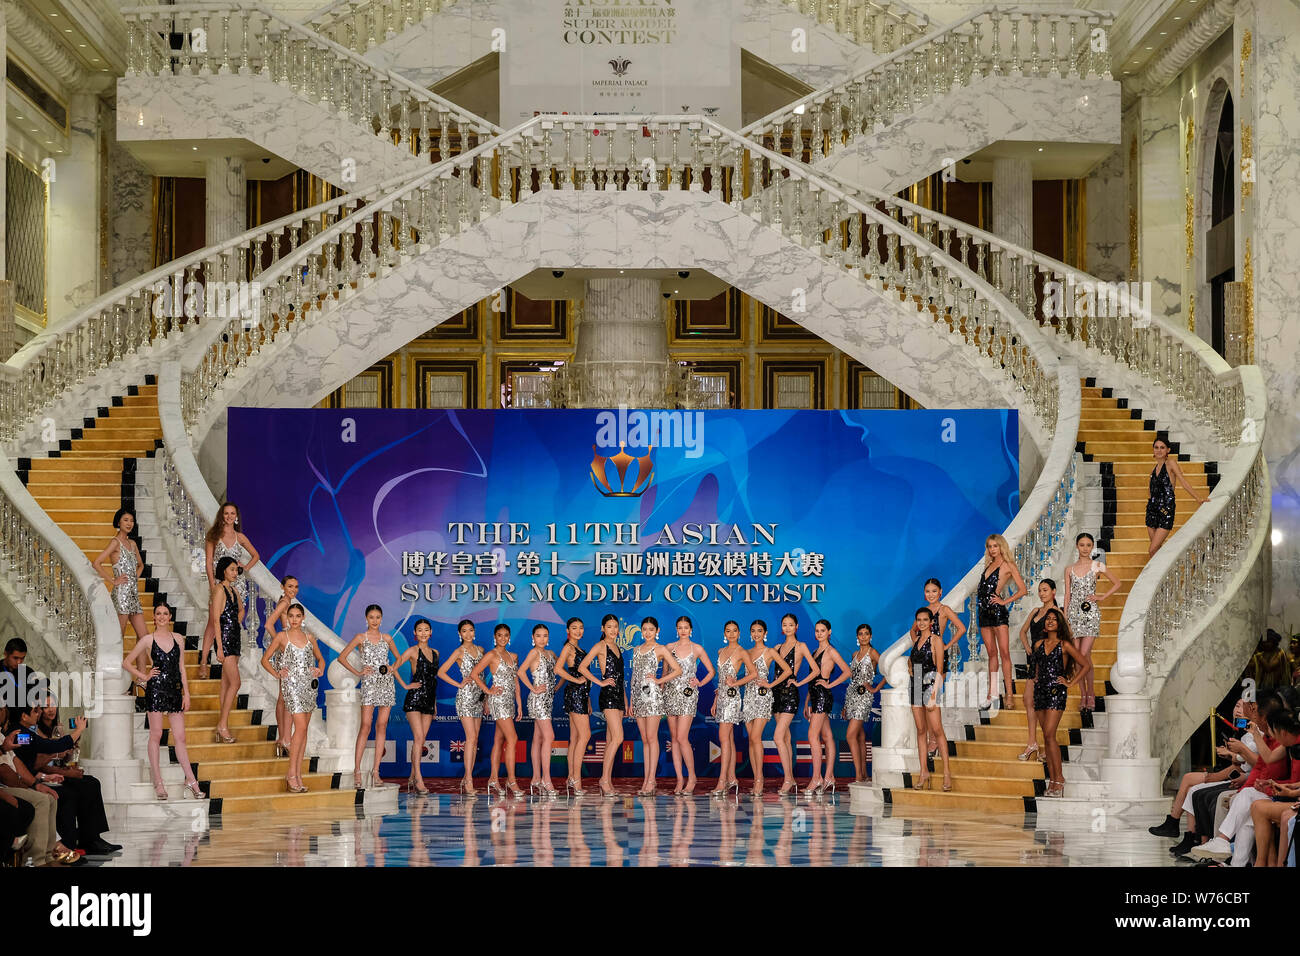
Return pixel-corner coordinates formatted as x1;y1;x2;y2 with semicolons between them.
538;358;709;409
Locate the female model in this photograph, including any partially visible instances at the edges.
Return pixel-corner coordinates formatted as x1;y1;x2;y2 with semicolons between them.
395;618;438;794
804;619;850;793
742;620;792;795
203;502;260;670
554;617;591;794
1146;436;1208;557
470;623;523;797
1063;533;1120;715
976;533;1027;709
922;578;966;755
627;616;682;796
260;603;325;793
206;556;245;743
710;621;753;796
579;614;626;797
262;575;300;757
1029;608;1088;796
770;613;817;795
908;607;950;791
519;623;558;796
437;619;484;794
1016;579;1059;761
663;615;715;795
842;623;885;784
121;603;204;800
94;508;147;641
338;604;405;789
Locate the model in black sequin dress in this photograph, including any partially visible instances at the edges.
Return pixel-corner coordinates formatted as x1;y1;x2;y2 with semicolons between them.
909;634;939;707
563;642;591;714
808;646;834;714
597;643;626;711
403;647;439;714
145;636;184;713
1030;641;1068;711
1146;462;1176;531
772;643;800;715
977;564;1008;627
217;583;240;657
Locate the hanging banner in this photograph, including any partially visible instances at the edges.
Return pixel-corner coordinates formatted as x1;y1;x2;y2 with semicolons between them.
499;0;742;127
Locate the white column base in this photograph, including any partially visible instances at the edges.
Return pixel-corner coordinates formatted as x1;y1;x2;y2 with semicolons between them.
874;686;919;778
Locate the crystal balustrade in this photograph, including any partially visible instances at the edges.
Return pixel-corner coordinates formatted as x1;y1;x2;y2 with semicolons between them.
122;3;501;165
742;5;1114;168
800;168;1269;692
307;0;930;56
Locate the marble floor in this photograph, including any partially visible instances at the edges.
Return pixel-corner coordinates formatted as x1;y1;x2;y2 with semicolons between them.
90;781;1186;866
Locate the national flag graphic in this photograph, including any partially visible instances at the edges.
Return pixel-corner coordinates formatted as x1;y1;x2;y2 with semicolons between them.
450;739;466;763
709;742;721;763
583;741;606;763
515;740;528;764
622;741;635;763
762;740;813;764
550;741;569;762
405;741;439;763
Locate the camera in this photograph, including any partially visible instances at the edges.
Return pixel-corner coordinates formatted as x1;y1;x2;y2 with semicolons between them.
551;270;564;278
15;731;32;746
677;270;690;278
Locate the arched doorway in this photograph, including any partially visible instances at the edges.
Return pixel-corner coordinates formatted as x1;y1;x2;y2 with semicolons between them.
1202;83;1235;358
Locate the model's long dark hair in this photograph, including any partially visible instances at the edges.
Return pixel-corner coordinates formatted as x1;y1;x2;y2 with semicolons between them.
1042;608;1078;679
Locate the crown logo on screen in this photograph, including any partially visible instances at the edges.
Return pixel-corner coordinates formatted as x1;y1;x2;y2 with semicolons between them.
591;444;654;498
609;57;632;77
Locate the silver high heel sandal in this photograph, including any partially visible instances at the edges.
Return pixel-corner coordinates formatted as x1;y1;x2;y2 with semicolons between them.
152;780;168;801
565;778;585;797
182;780;204;800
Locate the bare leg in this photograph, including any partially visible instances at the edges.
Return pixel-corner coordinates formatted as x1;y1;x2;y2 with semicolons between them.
568;713;590;787
499;719;519;786
926;705;950;786
167;713;198;786
807;714;825;786
459;715;479;791
275;692;288;748
747;718;766;793
218;654;241;735
1023;678;1038;750
128;612;148;640
354;706;374;778
146;712;165;787
667;716;684;789
410;713;430;789
1147;526;1170;558
995;627;1014;702
820;719;836;787
911;706;929;785
535;720;554;788
846;719;864;781
1040;709;1064;786
774;713;795;790
1077;635;1096;708
290;713;309;782
643;715;661;792
981;626;999;706
372;705;391;783
601;709;624;789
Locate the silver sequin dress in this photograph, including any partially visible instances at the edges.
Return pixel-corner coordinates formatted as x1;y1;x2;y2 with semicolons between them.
715;654;744;724
526;651;556;720
741;649;773;720
454;647;484;717
111;540;142;615
1067;564;1102;638
486;655;518;720
662;647;698;716
630;646;665;717
212;538;250;606
358;638;395;707
280;638;317;714
842;652;876;720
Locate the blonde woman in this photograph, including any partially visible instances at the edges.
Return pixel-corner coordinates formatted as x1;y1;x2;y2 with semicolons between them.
976;533;1027;709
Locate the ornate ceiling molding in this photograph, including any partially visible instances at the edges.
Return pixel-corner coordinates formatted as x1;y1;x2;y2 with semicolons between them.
1122;0;1236;105
4;0;89;91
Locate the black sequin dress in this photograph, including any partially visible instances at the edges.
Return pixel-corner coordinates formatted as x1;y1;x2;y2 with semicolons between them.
772;643;800;715
909;634;939;707
1024;608;1052;682
402;647;439;715
977;564;1009;628
807;646;834;714
596;642;626;711
563;642;591;715
1145;463;1176;531
1030;641;1068;711
217;583;240;657
145;635;184;713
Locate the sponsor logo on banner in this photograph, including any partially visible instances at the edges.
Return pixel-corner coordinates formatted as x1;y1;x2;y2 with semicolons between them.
405;740;440;764
609;57;631;77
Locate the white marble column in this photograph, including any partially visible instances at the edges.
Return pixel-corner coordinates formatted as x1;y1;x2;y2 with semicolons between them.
1134;86;1184;325
204;156;247;246
991;157;1033;250
1239;0;1299;628
576;277;668;364
47;94;102;325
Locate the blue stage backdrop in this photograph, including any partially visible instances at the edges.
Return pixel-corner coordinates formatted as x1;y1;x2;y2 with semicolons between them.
228;407;1018;778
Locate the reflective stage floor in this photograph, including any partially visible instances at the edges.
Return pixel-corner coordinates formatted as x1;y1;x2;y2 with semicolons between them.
96;781;1183;867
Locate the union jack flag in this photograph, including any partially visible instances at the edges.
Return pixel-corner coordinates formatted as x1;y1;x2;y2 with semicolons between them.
450;739;465;763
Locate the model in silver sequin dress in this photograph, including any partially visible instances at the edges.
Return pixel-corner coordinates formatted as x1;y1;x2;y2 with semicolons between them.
741;649;773;721
526;651;556;720
280;638;317;714
486;655;518;720
358;638;395;707
715;655;744;724
662;648;698;716
630;646;665;716
212;538;250;606
841;653;876;720
454;647;484;717
1066;565;1101;638
111;541;142;615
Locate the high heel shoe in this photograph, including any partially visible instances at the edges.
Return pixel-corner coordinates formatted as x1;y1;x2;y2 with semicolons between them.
413;778;429;795
600;781;617;798
823;776;836;795
542;781;557;797
459;777;476;796
565;778;584;796
507;781;525;798
352;772;365;790
152;780;168;801
213;728;235;744
275;741;289;758
370;771;384;789
486;780;502;796
1017;743;1040;762
914;774;931;791
183;780;204;800
942;773;952;792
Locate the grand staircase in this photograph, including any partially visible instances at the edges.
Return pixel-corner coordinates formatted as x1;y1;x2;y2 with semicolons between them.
884;378;1212;814
18;378;359;816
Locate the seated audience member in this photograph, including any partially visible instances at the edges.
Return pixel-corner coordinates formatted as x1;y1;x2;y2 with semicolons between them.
1190;689;1296;863
1;639;45;708
0;705;82;865
1249;691;1300;866
29;701;120;856
0;786;34;865
1151;697;1257;848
